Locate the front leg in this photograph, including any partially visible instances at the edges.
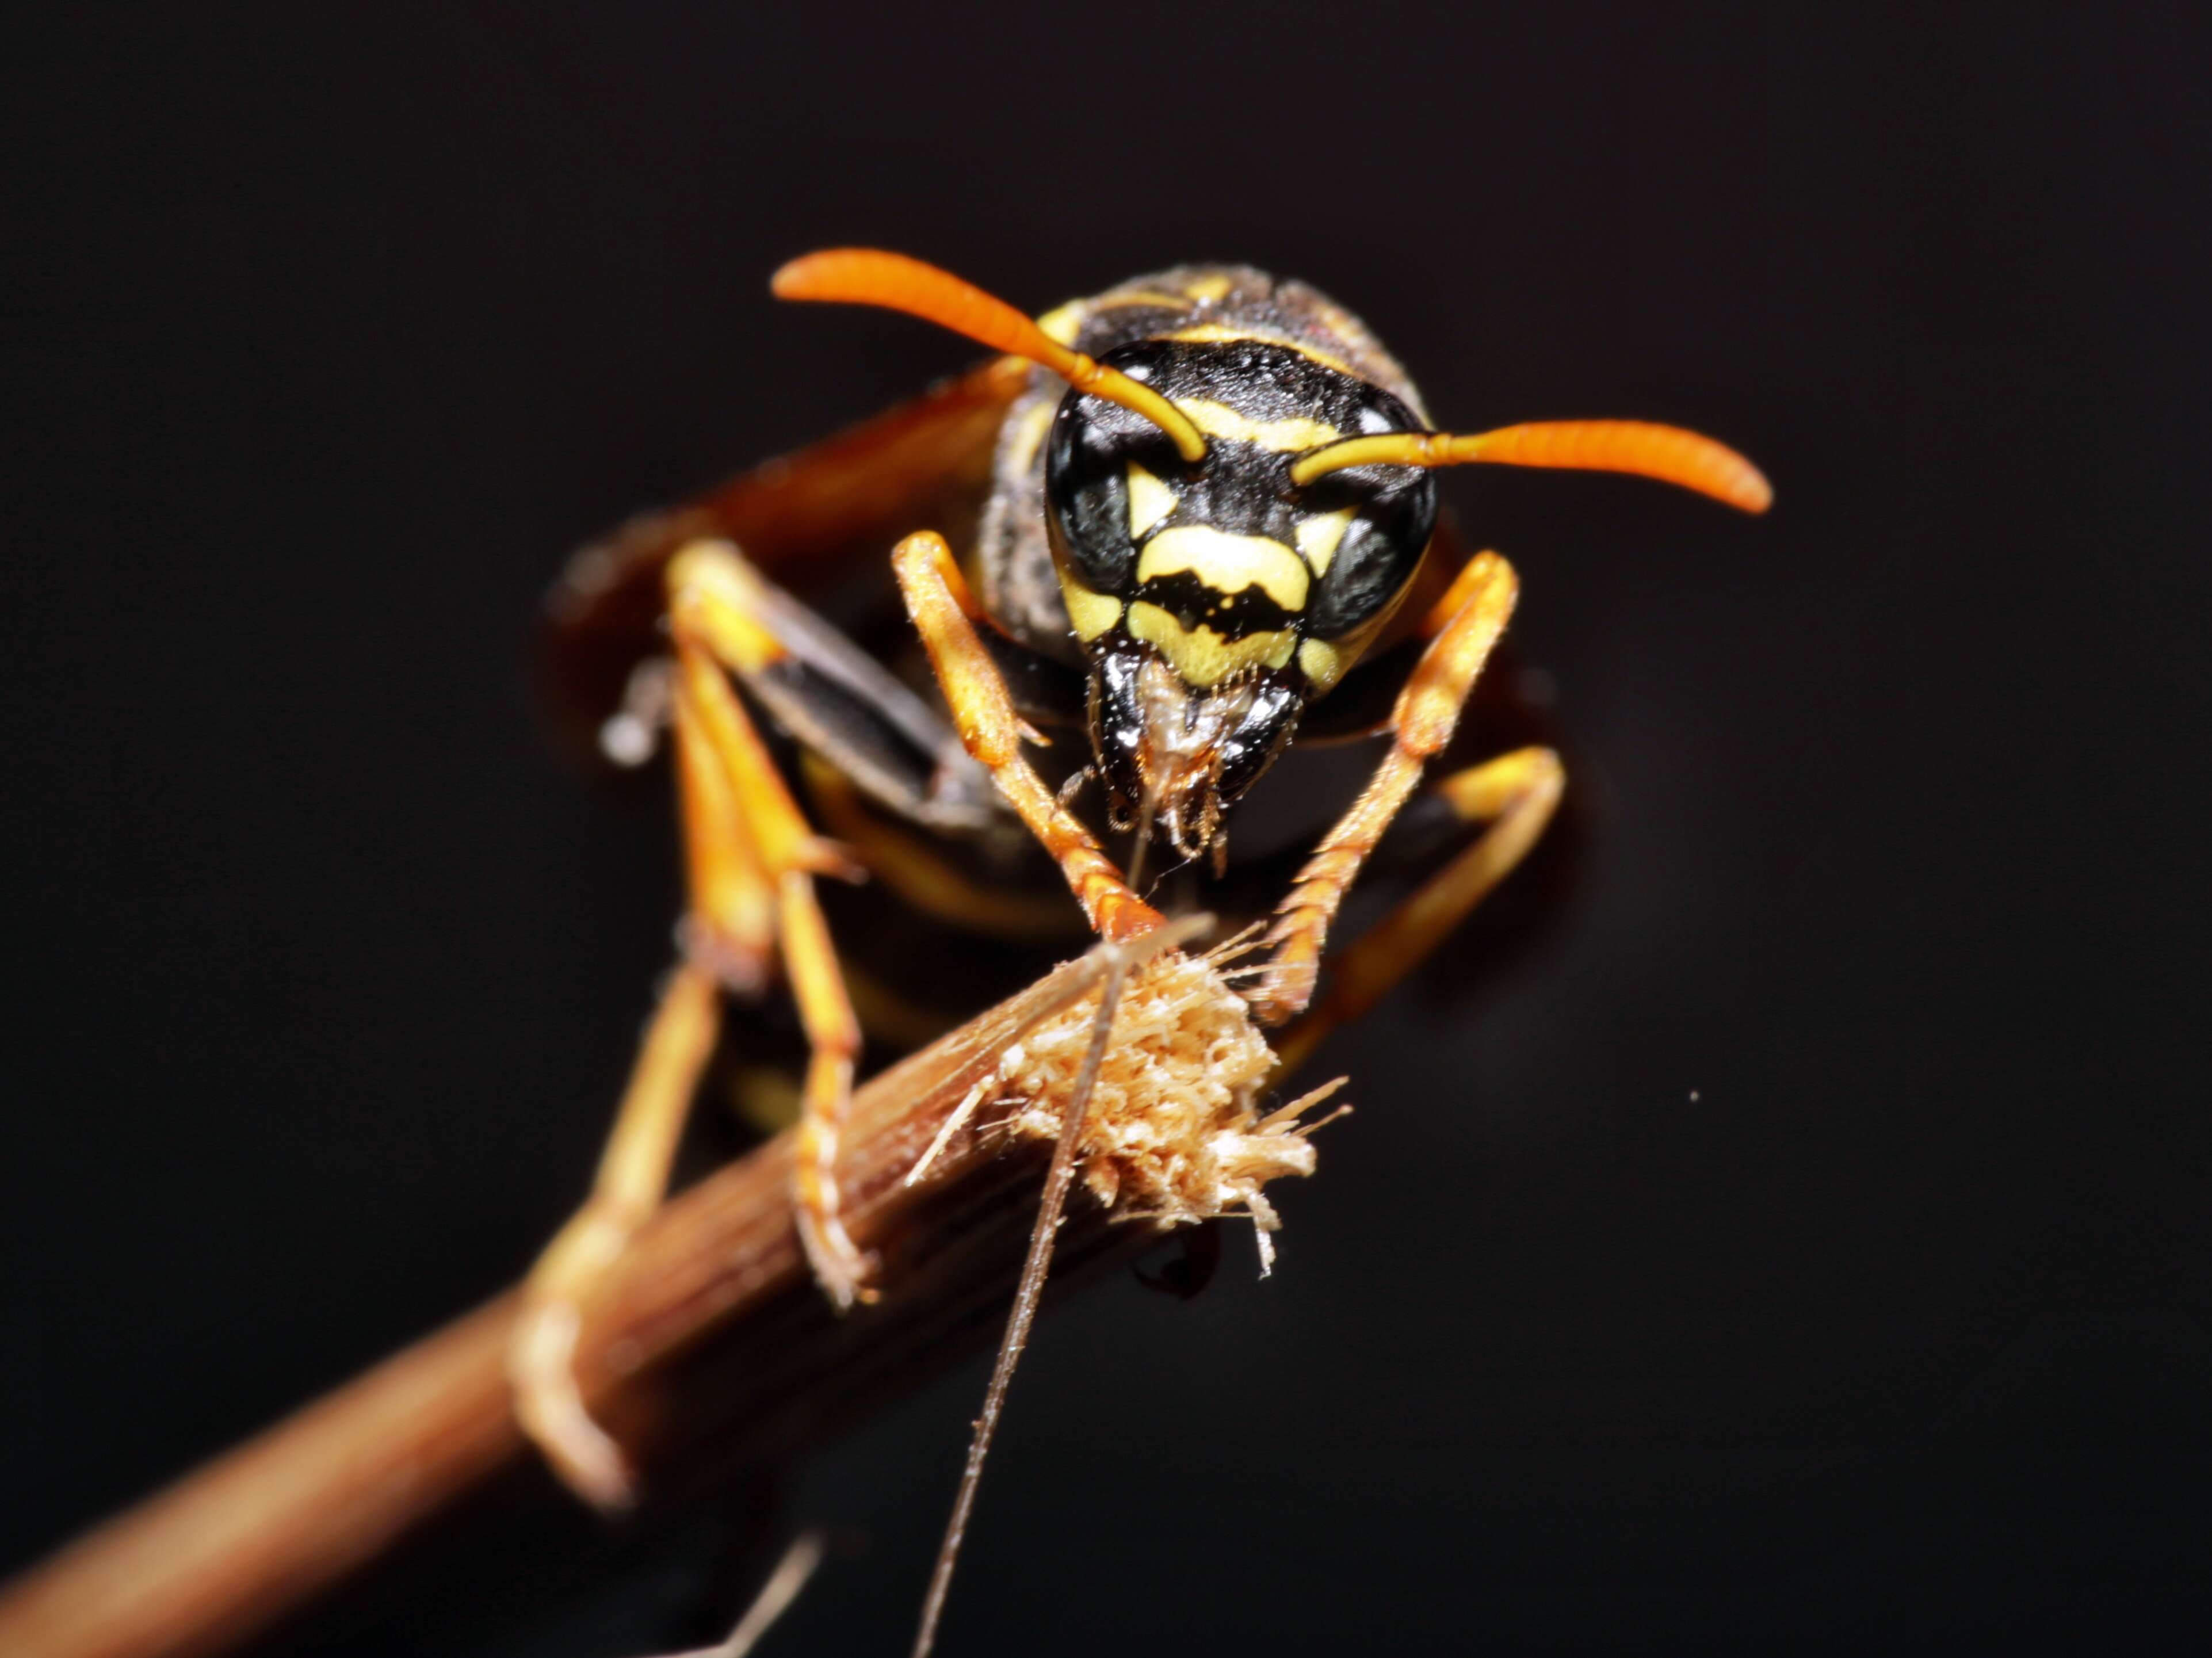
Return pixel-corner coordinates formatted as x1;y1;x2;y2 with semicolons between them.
890;530;1164;944
1252;550;1521;1026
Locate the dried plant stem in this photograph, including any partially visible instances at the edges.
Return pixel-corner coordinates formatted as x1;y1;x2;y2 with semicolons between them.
0;941;1200;1658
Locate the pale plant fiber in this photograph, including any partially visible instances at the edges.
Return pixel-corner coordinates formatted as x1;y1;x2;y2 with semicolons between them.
991;948;1341;1268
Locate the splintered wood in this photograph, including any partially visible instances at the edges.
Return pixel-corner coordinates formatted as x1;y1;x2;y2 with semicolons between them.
983;943;1342;1270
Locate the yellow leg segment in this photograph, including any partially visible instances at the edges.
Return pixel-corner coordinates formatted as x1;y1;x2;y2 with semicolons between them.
670;548;872;1308
775;865;868;1307
509;962;721;1508
1252;550;1520;1026
891;530;1163;943
671;645;778;991
1271;746;1564;1078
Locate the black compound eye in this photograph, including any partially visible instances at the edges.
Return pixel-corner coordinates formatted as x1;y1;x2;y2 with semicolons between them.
1300;467;1437;639
1046;391;1182;597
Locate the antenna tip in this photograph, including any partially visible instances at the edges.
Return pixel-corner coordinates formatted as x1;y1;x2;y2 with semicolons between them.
771;247;875;302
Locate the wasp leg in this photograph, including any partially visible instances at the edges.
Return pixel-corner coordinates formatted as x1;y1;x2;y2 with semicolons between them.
510;962;721;1508
665;540;1005;836
541;354;1029;767
665;580;873;1311
1251;550;1521;1025
511;556;876;1510
1413;538;1508;639
659;540;1088;954
1270;746;1564;1077
891;530;1164;943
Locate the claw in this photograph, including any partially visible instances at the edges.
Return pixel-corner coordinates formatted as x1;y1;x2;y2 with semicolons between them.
509;1297;639;1511
799;835;868;885
797;1204;880;1310
1245;953;1317;1028
510;1201;653;1509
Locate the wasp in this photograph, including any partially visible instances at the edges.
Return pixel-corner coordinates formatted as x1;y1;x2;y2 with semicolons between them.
509;249;1770;1654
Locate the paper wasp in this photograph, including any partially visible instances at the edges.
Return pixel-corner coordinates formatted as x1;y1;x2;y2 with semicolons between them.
510;249;1770;1654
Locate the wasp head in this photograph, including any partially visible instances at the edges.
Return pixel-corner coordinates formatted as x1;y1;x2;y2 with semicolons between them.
1044;336;1438;862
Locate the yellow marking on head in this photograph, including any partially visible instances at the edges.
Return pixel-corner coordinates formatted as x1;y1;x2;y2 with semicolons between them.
1172;396;1340;454
1126;603;1296;688
1005;399;1055;475
1035;301;1084;347
1126;462;1176;540
1182;274;1233;302
1059;576;1123;641
1297;637;1348;692
1165;324;1361;378
1294;507;1357;578
1136;525;1309;612
1094;289;1193;311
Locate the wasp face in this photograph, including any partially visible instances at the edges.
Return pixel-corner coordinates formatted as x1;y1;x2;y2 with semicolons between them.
1045;337;1437;859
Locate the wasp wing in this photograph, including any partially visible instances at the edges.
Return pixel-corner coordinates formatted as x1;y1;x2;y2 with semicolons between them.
540;356;1029;766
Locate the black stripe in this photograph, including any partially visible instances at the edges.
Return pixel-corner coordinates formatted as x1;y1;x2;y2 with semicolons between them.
1133;568;1300;635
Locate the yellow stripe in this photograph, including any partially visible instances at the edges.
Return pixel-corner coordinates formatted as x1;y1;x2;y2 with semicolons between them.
1004;399;1055;476
1093;288;1193;311
1125;602;1295;688
1297;637;1347;692
1171;396;1340;453
1059;576;1123;641
1165;323;1361;379
1034;301;1084;347
1136;525;1309;612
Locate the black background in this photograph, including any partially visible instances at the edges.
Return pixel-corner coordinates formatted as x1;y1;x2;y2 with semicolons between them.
9;4;2212;1653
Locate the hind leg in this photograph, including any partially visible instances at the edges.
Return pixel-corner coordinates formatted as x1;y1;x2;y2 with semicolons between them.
509;962;723;1507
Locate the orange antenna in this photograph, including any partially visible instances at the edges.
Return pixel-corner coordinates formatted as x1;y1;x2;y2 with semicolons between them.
774;249;1209;464
1289;419;1772;513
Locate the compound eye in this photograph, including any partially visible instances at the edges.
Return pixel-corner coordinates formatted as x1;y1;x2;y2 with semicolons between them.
1048;392;1181;597
1301;468;1437;639
1045;380;1190;597
1044;397;1132;594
